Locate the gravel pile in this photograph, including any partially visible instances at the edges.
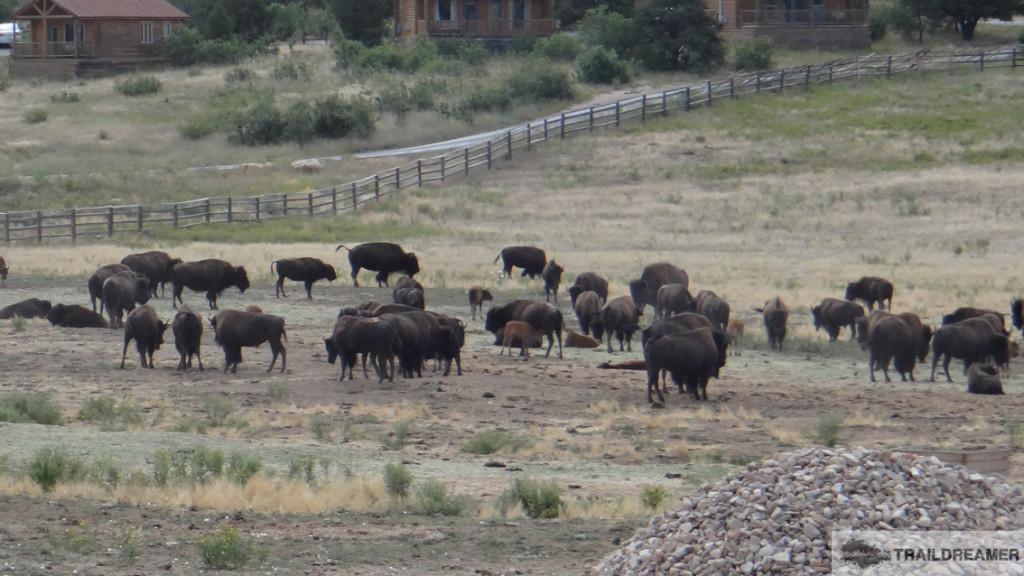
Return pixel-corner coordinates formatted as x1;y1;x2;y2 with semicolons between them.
589;446;1024;575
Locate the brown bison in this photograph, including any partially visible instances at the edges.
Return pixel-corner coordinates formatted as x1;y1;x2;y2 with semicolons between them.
644;328;720;403
967;363;1004;395
210;309;287;373
484;299;563;359
695;289;730;332
120;305;168;369
271;257;337;299
930;317;1010;382
378;310;462;378
392;287;425;309
855;312;917;383
942;307;1006;332
336;242;419;287
727;318;745;356
102;271;152;329
494;246;547;279
567;272;609;306
629;263;689;319
0;298;51;319
0;256;9;287
601;296;640;353
172;303;205;371
468;286;494;321
171;259;250;309
1011;298;1024;334
655;283;695;319
87;263;132;313
325;315;400;382
811;297;865;342
845;276;893;311
573;290;605;340
756;297;789;350
542;260;564;303
47;304;108;328
499;321;547;358
641;312;728;392
121;251;183;298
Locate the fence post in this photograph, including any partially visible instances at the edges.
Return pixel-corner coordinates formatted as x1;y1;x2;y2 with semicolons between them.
308;192;314;215
805;66;810;85
487;141;493;169
70;208;77;242
440;155;446;181
641;94;647;122
173;204;179;228
729;77;734;99
588;107;594;131
527;123;532;150
1014;48;1018;69
615;101;621;125
329;188;336;215
464;148;470;175
351;183;357;210
2;213;8;244
137;205;143;231
887;56;892;76
828;65;833;84
979;52;984;71
685;87;690;111
661;91;667;114
779;71;785;92
107;206;114;237
506;131;513;159
38;210;43;242
394;167;400;191
281;193;288;217
228;197;234;222
559;113;565;139
374;175;380;200
707;81;712;106
205;198;211;223
756;71;761;93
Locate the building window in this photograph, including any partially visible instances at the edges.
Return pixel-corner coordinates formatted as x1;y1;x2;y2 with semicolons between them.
464;1;478;20
490;0;502;20
163;21;172;38
437;0;453;20
47;25;58;42
141;21;153;43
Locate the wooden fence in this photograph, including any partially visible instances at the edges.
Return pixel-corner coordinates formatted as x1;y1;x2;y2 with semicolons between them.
3;46;1021;243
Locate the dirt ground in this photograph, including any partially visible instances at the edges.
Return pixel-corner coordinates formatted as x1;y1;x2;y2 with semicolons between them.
0;271;1019;576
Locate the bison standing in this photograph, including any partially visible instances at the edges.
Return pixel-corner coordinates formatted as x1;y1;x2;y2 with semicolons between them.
103;271;152;329
930;317;1010;382
88;263;132;313
120;305;168;369
573;290;605;340
695;290;730;332
811;297;865;342
171;259;250;309
494;246;547;279
567;272;609;306
601;296;640;353
336;242;419;287
271;257;337;299
855;313;916;383
468;286;493;321
121;251;183;298
210;309;287;373
325;315;400;382
629;263;689;319
485;299;563;359
644;328;720;403
756;297;789;350
845;276;894;311
172;304;205;371
542;260;564;303
655;284;695;319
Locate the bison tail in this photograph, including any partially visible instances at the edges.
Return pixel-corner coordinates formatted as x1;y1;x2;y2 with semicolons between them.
335;244;350;253
493;253;502;265
282;327;289;342
270;260;278;274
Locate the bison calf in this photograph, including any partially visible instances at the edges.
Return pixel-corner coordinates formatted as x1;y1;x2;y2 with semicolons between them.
468;286;493;321
121;305;168;369
542;260;564;303
172;304;205;370
500;321;546;358
210;309;287;373
726;318;745;356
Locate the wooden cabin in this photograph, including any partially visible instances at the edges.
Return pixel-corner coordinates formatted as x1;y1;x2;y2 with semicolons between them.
10;0;189;78
395;0;555;41
715;0;870;48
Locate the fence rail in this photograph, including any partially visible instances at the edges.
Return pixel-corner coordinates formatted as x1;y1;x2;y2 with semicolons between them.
3;46;1020;244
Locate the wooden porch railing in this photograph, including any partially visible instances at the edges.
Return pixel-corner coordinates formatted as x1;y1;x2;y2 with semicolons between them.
422;18;553;36
12;41;80;58
739;7;866;26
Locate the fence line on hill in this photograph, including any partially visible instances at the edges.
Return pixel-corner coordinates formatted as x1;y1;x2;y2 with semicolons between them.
3;45;1020;244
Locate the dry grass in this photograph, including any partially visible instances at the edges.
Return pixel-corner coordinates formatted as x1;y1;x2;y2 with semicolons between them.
765;424;804;444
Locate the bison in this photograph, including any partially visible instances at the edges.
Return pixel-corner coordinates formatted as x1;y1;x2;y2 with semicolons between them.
271;257;337;299
172;303;205;371
601;296;640;353
855;313;916;383
171;259;250;310
494;246;546;279
468;286;494;321
629;263;689;319
500;321;547;358
655;284;695;319
102;271;152;329
727;318;745;356
392;287;425;309
325;315;400;382
641;312;728;391
47;303;108;328
967;363;1004;395
87;263;132;314
484;299;563;359
573;290;605;340
567;272;609;306
930;317;1010;383
1012;298;1024;334
210;309;287;373
756;296;789;350
942;307;1006;332
811;297;866;342
0;298;51;319
430;312;466;376
121;251;183;298
542;260;564;303
644;328;720;403
378;310;461;378
845;276;894;311
336;242;419;287
695;290;730;332
120;305;168;369
0;256;9;286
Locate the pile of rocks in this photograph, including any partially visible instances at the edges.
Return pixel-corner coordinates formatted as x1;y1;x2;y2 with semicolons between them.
589;446;1024;575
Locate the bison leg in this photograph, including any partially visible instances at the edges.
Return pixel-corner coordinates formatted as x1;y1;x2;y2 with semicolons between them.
351;266;361;287
276;277;287;298
171;285;183;309
120;339;131;369
646;368;666;404
304;281;314;299
177;352;186;371
205;290;218;310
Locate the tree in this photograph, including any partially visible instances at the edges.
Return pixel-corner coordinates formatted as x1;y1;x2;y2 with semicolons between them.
938;0;1024;41
892;0;943;43
328;0;392;47
631;0;725;73
556;0;634;29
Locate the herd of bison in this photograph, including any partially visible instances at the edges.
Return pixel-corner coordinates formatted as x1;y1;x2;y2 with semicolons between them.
0;241;1018;406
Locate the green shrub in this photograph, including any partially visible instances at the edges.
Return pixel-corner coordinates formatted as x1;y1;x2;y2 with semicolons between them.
406;36;441;70
27;446;84;492
0;391;63;425
288;455;318;486
381;420;412;451
357;43;408;72
577;46;632;85
456;84;513;118
79;394;143;430
415;480;469;516
310;415;332;442
640;484;667;510
271;59;309;81
198;526;267;570
118;526;142;566
461;429;528;455
498;477;563;519
535;33;581;62
505;58;574;102
313;94;375;139
85;456;122;489
227;451;262;485
166;26;203;66
223;67;255;83
579;7;635;58
377;82;414;119
116;76;162;97
509;34;540;54
189;445;226;483
868;7;888;41
814;413;845;447
23;108;47;123
333;38;366;69
1018;27;1024;45
732;37;774;71
456;39;488;65
233;99;286;146
265;380;291;402
49;90;79;103
179;114;221;140
201;393;236;427
282;100;315;145
384;462;413;499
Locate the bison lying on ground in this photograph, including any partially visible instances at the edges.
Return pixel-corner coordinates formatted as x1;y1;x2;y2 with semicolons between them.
567;272;609;306
121;251;182;298
845;276;893;311
172;303;204;371
271;257;337;299
337;242;419;287
47;304;108;328
967;363;1004;395
171;259;250;310
468;286;494;321
120;305;168;369
756;297;789;350
494;246;546;279
629;263;689;319
930;316;1009;382
0;298;51;319
210;309;287;373
812;297;865;342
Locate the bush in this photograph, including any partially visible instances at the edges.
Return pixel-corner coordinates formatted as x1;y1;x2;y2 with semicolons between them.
0;391;63;425
23;108;47;123
461;429;528;455
577;46;632;84
383;462;413;499
579;7;635;58
732;37;774;71
535;33;582;62
333;38;366;69
868;7;888;41
166;26;203;66
271;60;309;81
498;477;563;519
415;480;469;516
179;114;220;140
313;94;375;139
201;393;236;427
281;100;315;145
233;99;286;146
49;90;79;103
116;76;161;97
227;451;262;485
78;394;143;430
1019;27;1024;45
27;446;84;492
197;526;267;570
814;413;845;447
509;34;540;54
224;67;255;83
505;58;574;102
456;39;488;65
381;420;412;451
640;484;667;509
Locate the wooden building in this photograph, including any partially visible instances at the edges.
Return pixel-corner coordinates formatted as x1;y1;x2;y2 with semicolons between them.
713;0;870;48
10;0;189;78
395;0;555;41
